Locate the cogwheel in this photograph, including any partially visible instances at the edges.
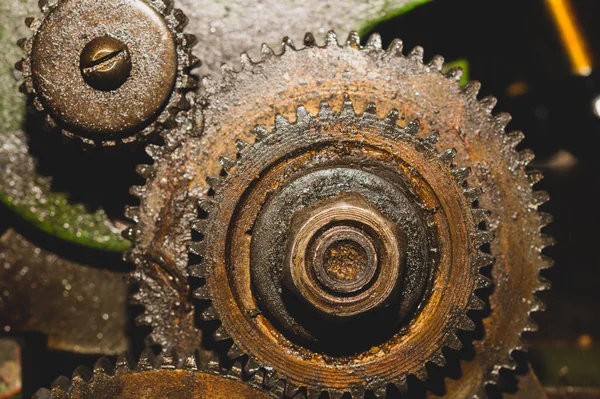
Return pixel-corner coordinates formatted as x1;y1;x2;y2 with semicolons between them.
127;31;553;397
32;349;277;399
15;0;199;147
190;99;492;397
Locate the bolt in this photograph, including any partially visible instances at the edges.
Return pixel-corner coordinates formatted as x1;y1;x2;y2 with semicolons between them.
80;36;132;91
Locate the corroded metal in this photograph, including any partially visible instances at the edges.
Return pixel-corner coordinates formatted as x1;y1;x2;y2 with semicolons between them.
127;31;552;396
32;352;276;399
17;0;198;146
0;229;128;355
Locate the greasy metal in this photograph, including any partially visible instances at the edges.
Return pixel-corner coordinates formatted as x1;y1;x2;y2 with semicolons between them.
18;0;197;146
32;352;276;399
128;32;552;396
0;229;128;355
282;193;406;319
79;36;132;92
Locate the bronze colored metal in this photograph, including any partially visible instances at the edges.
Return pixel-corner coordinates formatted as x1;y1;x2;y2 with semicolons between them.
18;0;198;146
283;193;406;319
79;36;132;92
127;31;552;396
189;99;491;396
33;352;276;399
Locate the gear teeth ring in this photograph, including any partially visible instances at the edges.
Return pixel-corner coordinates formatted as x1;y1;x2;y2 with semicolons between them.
16;0;198;147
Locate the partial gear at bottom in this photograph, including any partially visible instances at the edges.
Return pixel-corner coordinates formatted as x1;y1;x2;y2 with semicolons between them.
190;98;493;397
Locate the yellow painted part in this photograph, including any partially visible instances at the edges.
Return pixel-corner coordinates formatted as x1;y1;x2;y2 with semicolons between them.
545;0;593;76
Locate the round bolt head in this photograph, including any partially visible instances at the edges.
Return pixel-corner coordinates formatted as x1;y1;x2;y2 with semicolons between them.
80;36;132;92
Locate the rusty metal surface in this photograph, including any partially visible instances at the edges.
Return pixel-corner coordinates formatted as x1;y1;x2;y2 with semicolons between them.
188;99;492;396
33;352;276;399
129;32;552;396
17;0;197;146
0;229;128;355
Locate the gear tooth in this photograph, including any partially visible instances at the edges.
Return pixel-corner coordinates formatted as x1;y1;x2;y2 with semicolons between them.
136;164;155;179
25;17;36;28
504;131;525;149
518;148;535;166
183;353;198;370
260;43;275;59
428;55;444;71
474;231;494;247
364;102;377;116
201;306;218;321
239;52;253;69
253;125;270;141
474;251;494;269
172;8;188;28
129;185;146;199
325;30;338;46
430;351;447;367
229;361;243;379
495;112;512;129
540;234;556;248
213;324;230;341
445;67;463;82
44;114;57;130
284;381;301;398
235;139;251;153
124;205;140;223
404;118;421;136
464;187;483;202
190;263;210;279
219;156;236;173
183;33;198;47
38;0;50;12
19;81;31;94
206;176;225;190
530;296;546;313
306;388;323;399
408;46;424;62
282;36;296;50
138;348;157;370
539;211;554;227
32;97;44;112
452;167;471;184
340;96;356;117
384;109;399;126
189;241;206;256
197;197;216;212
468;293;486;310
227;343;244;359
537;276;552;292
274;113;289;130
318;101;334;120
480;96;498;113
386;38;404;56
135;312;153;326
193;284;211;299
51;375;72;392
145;144;164;158
346;31;361;49
189;54;201;68
72;365;93;382
446;332;463;351
294;105;311;124
475;272;492;290
303;32;316;47
463;81;482;98
116;353;133;373
33;388;52;399
438;148;457;164
244;357;261;376
458;313;476;331
532;191;550;207
523;319;539;333
160;354;177;370
540;254;555;269
93;357;115;375
472;208;491;224
425;131;440;145
366;33;382;50
14;58;25;72
526;169;544;186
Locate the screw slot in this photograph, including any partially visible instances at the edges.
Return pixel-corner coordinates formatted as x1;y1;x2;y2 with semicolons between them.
80;36;132;91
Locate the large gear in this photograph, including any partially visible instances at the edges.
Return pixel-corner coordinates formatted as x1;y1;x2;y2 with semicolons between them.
190;99;493;397
15;0;199;146
33;351;276;399
127;31;553;397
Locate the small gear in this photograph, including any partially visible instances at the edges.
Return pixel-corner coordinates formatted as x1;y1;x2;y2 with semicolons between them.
15;0;199;146
33;350;277;399
190;99;492;397
126;31;553;396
